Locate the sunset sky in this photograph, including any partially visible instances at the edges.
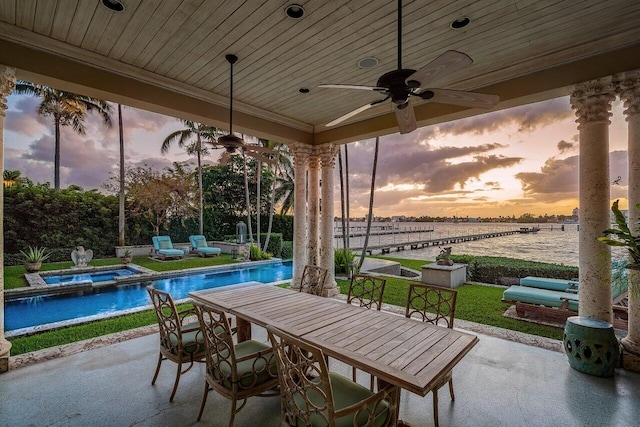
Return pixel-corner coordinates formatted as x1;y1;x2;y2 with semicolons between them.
4;91;630;218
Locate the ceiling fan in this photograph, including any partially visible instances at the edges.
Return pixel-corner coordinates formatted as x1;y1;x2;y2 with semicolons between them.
209;54;276;165
319;0;499;134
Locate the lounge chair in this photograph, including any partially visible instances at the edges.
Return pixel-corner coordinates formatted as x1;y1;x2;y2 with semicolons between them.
189;235;221;257
519;276;579;292
502;286;579;321
152;236;184;260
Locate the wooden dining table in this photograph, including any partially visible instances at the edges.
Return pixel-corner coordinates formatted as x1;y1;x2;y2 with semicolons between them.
189;283;478;399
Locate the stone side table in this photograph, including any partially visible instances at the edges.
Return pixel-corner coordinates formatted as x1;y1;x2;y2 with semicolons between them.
421;263;467;288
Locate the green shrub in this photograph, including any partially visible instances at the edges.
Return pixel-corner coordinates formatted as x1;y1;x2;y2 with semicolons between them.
260;233;283;258
334;249;355;275
281;241;293;260
249;244;271;260
451;255;578;285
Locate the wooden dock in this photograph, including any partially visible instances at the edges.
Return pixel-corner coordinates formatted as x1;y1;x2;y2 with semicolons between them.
350;230;519;255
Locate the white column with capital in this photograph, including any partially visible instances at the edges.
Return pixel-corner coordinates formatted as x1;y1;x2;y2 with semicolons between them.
0;65;16;373
618;70;640;366
307;152;320;266
570;79;615;322
290;144;310;289
320;145;339;296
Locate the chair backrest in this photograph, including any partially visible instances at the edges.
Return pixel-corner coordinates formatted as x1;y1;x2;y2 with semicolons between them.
347;274;386;310
146;286;183;353
194;303;275;392
189;235;208;249
267;325;335;426
299;265;328;296
405;283;457;329
152;235;174;250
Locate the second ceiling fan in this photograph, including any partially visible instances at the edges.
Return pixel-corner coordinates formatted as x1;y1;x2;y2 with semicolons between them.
319;0;499;134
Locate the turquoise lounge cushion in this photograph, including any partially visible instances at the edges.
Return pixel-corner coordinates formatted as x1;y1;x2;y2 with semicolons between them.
290;372;390;427
520;276;579;292
159;248;184;256
197;247;221;255
194;237;207;248
158;240;172;250
503;286;579;311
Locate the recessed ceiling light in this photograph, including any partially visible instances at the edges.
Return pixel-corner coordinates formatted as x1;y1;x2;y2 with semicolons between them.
101;0;125;12
357;57;379;69
299;88;310;93
450;17;470;29
285;4;305;19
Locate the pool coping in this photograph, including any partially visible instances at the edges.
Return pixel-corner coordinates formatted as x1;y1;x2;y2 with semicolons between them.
4;259;289;338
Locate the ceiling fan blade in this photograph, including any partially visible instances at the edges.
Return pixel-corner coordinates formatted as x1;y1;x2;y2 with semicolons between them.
429;88;500;109
326;102;377;127
244;145;276;154
219;151;232;166
407;50;473;87
395;102;417;135
319;84;386;92
246;151;276;165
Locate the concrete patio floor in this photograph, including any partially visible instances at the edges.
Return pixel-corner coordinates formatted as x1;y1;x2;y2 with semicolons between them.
1;322;639;427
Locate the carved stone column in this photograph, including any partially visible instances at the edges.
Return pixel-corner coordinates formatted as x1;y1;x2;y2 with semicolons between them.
319;145;339;296
617;70;640;367
0;65;16;373
289;143;310;289
570;78;616;322
307;152;320;266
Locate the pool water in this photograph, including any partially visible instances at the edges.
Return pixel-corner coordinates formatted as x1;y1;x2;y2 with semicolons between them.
5;261;292;333
44;268;136;284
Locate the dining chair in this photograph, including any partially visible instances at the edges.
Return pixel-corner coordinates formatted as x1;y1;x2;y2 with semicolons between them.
347;274;387;389
298;264;329;296
194;302;279;426
266;324;399;427
405;282;458;427
146;286;206;402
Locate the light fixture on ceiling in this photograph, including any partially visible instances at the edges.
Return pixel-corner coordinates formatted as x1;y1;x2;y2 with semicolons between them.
101;0;125;12
285;4;305;19
357;57;379;69
450;17;470;29
299;88;310;93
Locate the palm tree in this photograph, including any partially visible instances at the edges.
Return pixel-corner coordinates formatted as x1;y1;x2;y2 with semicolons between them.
273;154;295;215
3;170;24;188
118;104;126;246
357;137;380;272
14;81;112;190
260;139;286;252
161;120;221;235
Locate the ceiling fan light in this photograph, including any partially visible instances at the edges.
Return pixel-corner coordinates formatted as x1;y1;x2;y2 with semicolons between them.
450;17;470;29
299;88;310;93
101;0;125;12
218;134;244;146
285;4;305;19
357;57;379;69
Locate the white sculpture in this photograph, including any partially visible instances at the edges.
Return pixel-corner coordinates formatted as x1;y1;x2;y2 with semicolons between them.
71;246;93;268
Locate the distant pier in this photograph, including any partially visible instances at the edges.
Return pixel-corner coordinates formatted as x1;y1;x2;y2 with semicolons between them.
349;229;520;255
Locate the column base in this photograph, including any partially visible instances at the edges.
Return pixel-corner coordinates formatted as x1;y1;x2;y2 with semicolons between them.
0;339;12;373
324;281;339;297
621;337;640;373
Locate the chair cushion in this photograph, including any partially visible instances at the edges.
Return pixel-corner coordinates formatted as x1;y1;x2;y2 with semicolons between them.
503;286;579;311
193;237;207;248
519;276;579;292
159;248;184;256
167;322;205;356
158;240;172;250
197;247;221;255
214;340;277;389
291;372;390;427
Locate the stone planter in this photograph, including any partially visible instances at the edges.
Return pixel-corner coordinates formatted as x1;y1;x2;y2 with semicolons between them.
24;262;42;273
121;257;132;265
563;316;620;377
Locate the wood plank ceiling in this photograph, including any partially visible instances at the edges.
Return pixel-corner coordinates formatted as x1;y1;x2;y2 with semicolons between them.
1;0;640;145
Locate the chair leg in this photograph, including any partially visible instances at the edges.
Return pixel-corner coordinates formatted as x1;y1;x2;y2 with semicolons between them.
197;382;210;421
151;353;163;385
229;397;237;427
448;378;455;401
170;360;182;402
433;388;439;427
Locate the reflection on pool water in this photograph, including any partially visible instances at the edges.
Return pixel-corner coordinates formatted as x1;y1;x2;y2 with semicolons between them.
43;268;136;284
6;261;292;334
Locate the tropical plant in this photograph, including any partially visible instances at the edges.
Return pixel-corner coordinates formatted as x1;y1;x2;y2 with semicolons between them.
161;120;221;235
273;153;295;215
3;170;28;188
14;81;112;190
249;244;271;261
598;200;640;265
334;248;356;275
20;246;52;263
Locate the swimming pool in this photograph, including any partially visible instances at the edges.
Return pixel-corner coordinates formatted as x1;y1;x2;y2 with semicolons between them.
5;261;292;335
43;268;136;284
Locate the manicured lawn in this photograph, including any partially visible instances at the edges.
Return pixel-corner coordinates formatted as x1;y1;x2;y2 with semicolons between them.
370;255;431;271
